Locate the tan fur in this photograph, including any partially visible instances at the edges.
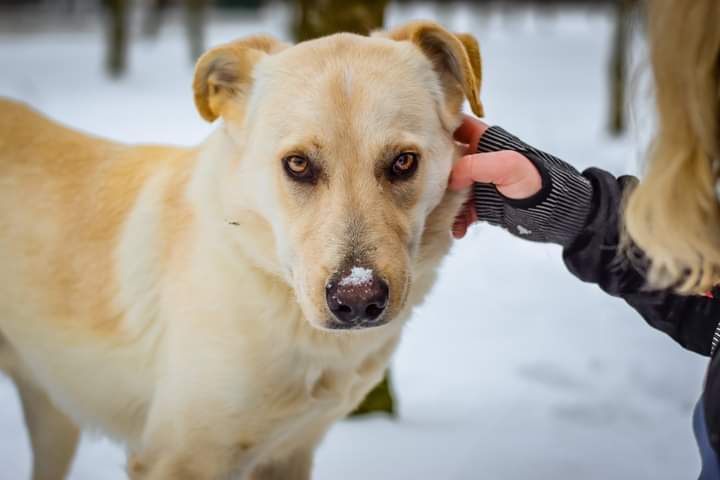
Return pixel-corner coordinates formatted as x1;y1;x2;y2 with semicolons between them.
0;21;480;479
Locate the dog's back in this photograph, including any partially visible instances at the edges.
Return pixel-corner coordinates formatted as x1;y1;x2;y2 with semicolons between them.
0;98;178;333
0;98;116;352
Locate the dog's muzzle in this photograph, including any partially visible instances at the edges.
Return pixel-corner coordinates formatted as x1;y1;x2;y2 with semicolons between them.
325;266;389;329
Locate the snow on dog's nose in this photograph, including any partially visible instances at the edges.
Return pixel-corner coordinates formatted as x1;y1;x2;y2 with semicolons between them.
325;266;389;329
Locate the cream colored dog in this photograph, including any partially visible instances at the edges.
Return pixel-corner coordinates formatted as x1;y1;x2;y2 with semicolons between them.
0;20;483;480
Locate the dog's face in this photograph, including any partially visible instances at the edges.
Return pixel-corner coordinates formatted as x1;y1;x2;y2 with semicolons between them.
193;22;483;331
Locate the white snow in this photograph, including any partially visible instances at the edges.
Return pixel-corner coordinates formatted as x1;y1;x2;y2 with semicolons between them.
339;267;374;287
0;3;707;480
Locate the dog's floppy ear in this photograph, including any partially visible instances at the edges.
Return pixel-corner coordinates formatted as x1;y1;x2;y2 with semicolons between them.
193;35;287;122
383;21;484;117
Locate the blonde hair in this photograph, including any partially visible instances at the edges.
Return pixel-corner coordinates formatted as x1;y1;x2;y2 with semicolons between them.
623;0;720;292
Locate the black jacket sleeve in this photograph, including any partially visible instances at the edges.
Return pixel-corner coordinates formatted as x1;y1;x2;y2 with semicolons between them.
564;168;720;357
473;126;720;357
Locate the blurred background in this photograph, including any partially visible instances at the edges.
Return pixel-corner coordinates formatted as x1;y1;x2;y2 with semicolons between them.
0;1;707;479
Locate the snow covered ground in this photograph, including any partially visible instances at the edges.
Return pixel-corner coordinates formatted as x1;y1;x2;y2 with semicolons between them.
0;3;708;479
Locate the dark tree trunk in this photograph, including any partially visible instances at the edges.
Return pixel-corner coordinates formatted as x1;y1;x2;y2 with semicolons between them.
352;369;396;417
293;0;389;42
185;0;206;63
104;0;128;77
143;0;170;39
609;0;635;136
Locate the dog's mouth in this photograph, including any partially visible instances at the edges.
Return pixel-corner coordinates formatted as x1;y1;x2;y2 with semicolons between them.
324;315;390;331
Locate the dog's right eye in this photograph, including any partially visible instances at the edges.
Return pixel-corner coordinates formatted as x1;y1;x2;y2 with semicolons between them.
283;155;315;182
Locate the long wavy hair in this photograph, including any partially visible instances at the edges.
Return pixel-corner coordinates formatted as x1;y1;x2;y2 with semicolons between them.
623;0;720;292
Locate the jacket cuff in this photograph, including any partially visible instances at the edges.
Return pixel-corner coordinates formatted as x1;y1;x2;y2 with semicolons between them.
525;151;594;246
474;126;594;247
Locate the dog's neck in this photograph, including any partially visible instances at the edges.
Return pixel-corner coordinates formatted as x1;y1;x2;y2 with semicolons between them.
188;126;284;277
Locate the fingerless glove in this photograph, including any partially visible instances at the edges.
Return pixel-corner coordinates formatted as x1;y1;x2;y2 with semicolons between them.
473;126;594;247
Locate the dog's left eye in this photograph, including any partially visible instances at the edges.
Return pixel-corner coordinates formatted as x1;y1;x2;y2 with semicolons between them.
283;155;314;182
389;152;419;180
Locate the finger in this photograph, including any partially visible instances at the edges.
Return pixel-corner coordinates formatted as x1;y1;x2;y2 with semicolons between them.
449;150;539;198
452;215;467;239
452;201;469;238
451;195;476;239
450;150;524;189
453;114;488;150
452;207;470;238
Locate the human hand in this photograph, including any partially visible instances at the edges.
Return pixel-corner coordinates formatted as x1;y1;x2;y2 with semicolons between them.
450;116;542;239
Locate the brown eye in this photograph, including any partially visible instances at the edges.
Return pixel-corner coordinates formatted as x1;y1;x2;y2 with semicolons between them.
390;152;419;180
283;155;314;182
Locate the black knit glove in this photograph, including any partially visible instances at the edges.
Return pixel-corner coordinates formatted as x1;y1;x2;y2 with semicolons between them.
473;126;594;247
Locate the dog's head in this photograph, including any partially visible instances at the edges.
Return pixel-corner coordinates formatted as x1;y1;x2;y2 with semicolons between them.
193;21;482;331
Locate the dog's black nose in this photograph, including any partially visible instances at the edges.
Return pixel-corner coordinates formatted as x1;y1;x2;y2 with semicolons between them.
326;267;389;327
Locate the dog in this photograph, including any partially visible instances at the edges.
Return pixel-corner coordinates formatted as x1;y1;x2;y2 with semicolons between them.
0;20;483;479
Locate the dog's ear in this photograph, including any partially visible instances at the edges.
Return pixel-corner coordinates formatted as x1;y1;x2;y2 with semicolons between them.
193;35;287;122
383;21;484;118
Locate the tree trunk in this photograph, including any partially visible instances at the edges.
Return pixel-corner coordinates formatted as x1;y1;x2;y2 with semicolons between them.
185;0;206;63
143;0;170;39
104;0;128;77
352;370;396;417
293;0;389;42
609;0;634;136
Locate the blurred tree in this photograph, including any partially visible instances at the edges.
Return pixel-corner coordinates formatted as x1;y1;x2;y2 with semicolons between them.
292;0;389;42
609;0;638;136
103;0;127;77
290;0;396;418
108;0;208;76
351;369;396;417
142;0;170;38
185;0;206;62
215;0;264;8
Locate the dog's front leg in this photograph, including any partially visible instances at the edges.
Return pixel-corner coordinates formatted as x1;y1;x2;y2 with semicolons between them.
128;448;254;480
128;422;259;480
127;353;261;479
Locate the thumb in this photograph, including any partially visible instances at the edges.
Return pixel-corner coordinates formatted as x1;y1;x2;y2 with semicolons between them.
449;150;542;200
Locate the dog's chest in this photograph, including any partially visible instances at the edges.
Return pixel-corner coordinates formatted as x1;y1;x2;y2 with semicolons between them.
251;337;397;459
264;334;399;419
